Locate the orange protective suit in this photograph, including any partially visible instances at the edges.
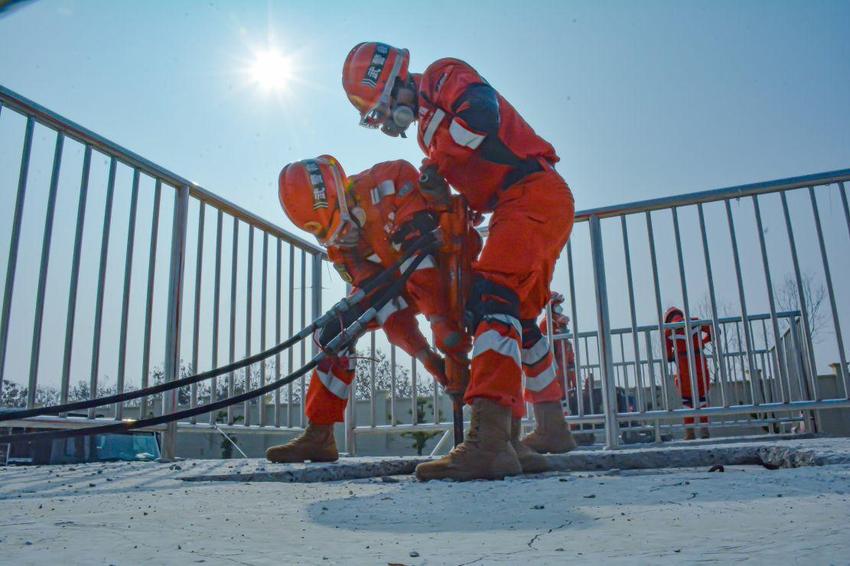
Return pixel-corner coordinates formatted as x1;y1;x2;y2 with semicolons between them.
664;308;713;428
414;59;574;418
306;160;464;424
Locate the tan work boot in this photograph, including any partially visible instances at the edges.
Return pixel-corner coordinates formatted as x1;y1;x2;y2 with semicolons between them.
684;428;696;441
511;418;550;474
265;423;338;463
415;398;522;481
521;402;577;454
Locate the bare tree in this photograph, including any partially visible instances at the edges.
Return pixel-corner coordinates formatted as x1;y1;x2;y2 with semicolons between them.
776;272;827;343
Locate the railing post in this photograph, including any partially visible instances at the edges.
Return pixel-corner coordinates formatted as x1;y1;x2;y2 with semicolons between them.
161;185;190;460
589;215;619;449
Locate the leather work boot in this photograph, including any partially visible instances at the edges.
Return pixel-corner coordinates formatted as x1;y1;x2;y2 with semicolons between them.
521;402;578;454
699;427;710;439
265;423;338;463
683;428;696;441
511;418;550;474
415;398;522;481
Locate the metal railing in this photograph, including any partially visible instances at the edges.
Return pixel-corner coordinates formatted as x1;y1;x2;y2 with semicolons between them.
2;83;849;457
0;85;324;458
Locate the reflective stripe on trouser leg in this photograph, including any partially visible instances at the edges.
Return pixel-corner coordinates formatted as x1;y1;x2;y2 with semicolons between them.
465;314;523;418
522;334;563;404
305;355;356;424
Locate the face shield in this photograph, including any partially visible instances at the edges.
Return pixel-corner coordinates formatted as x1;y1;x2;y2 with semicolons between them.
317;157;359;248
358;51;413;137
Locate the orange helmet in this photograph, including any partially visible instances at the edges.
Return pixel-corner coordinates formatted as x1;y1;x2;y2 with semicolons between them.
342;42;410;131
664;306;684;323
278;155;354;246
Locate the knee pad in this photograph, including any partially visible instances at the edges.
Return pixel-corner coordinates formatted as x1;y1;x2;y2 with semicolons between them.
464;276;520;333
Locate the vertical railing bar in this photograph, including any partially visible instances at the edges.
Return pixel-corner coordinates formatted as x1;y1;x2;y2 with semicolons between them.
411;354;418;426
566;241;584;417
697;203;729;407
189;202;205;423
589;215;619;448
300;249;307;427
227;218;238;425
620;216;645;413
724;199;759;404
779;191;819;401
60;145;92;408
390;344;397;426
671;207;702;415
644;331;656;412
0;117;35;401
760;318;776;403
27;132;64;408
243;227;254;426
140;180;162;418
88;157;117;418
209;210;223;425
274;238;282;428
260;232;268;426
371;331;377;426
645;211;671;411
752;195;789;404
582;335;594;413
287;244;295;428
161;185;190;459
808;186;849;396
115;168;139;419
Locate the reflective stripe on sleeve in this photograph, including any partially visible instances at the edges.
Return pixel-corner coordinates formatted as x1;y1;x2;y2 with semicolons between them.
472;329;521;368
422;109;446;148
400;254;436;273
376;296;408;325
370;180;396;205
449;119;485;149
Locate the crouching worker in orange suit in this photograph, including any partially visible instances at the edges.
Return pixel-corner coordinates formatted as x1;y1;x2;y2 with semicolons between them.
521;292;578;455
266;156;469;463
342;43;576;479
664;306;713;440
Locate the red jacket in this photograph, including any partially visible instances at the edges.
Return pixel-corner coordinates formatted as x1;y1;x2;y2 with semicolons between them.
415;58;559;212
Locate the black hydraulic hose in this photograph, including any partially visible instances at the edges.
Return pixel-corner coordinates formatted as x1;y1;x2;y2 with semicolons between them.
0;231;438;422
0;249;431;444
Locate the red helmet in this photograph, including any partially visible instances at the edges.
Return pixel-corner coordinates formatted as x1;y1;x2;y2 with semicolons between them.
278;155;355;246
664;306;684;323
342;42;410;130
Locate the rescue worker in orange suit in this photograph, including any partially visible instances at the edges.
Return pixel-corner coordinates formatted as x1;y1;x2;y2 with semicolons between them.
343;43;576;480
664;307;713;440
522;292;578;454
267;155;469;463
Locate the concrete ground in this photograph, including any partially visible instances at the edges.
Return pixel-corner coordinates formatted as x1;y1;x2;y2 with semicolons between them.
1;438;849;565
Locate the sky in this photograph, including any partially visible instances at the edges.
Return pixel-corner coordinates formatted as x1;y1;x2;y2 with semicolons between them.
0;0;849;402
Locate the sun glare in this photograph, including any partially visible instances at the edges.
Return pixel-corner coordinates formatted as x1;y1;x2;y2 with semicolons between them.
249;48;294;93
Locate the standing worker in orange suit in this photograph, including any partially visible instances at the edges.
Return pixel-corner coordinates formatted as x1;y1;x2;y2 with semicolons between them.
267;156;469;463
342;43;576;480
664;306;713;440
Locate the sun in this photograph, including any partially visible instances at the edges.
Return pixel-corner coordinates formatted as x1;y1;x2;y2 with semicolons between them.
248;48;294;93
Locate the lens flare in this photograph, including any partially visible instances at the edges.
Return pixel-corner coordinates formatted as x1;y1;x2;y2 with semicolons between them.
248;48;293;92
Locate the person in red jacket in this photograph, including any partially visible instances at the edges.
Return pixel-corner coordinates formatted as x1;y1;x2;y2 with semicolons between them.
267;155;468;463
522;292;578;453
342;43;576;480
664;306;713;440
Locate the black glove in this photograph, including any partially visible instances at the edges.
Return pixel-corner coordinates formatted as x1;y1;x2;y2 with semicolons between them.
390;211;438;252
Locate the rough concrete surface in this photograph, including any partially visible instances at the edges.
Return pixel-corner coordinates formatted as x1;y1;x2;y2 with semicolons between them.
1;437;849;564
